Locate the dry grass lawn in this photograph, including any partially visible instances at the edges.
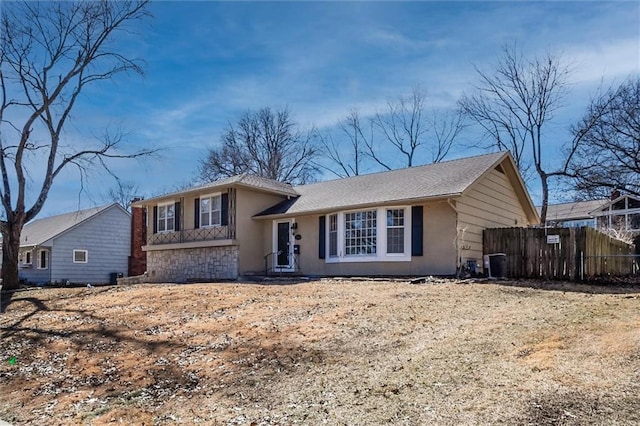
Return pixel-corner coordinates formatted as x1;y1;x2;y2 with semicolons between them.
1;279;639;425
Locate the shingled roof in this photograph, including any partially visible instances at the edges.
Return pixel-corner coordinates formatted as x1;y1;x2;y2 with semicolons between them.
542;199;608;222
135;174;298;206
256;151;514;217
20;203;127;247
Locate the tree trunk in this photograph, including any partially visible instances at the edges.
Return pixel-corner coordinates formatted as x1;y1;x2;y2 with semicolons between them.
539;173;549;226
1;217;25;291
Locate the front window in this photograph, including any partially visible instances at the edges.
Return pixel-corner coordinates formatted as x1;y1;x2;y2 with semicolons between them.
24;251;32;265
325;206;411;263
344;210;377;256
386;209;405;254
158;203;175;232
38;250;48;269
200;195;221;227
329;214;338;257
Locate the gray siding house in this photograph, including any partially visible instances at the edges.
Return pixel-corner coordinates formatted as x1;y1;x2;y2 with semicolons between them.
18;203;131;285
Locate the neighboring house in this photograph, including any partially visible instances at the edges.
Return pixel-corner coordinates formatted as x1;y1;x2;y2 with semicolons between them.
542;194;640;235
590;194;640;234
18;203;131;285
541;199;609;228
133;151;539;282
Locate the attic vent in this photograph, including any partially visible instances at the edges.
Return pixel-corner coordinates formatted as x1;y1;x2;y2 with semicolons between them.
494;164;505;174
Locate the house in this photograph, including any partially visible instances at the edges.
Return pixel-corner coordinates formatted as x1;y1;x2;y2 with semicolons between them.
590;194;640;234
132;151;539;282
18;203;131;285
542;193;640;235
541;199;608;228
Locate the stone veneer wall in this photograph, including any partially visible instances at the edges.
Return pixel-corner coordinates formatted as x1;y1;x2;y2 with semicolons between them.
146;245;239;283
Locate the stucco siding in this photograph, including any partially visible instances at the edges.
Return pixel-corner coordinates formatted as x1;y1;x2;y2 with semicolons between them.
276;201;457;277
423;202;458;275
457;168;529;267
49;206;131;284
235;190;289;275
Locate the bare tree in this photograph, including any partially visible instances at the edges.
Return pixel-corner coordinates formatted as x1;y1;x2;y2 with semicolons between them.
0;1;152;290
459;46;578;224
365;87;462;170
198;107;320;184
566;77;640;199
105;180;142;212
319;109;368;178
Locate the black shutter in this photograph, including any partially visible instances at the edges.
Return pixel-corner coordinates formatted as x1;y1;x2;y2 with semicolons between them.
174;201;181;232
221;193;229;226
411;206;423;256
318;215;326;259
153;206;158;234
194;198;200;228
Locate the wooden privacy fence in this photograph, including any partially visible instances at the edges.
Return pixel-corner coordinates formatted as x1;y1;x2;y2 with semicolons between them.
483;227;636;280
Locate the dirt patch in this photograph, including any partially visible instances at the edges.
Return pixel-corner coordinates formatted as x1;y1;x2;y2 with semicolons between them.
1;279;639;425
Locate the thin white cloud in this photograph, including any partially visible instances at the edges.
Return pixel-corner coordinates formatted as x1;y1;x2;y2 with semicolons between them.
567;38;640;85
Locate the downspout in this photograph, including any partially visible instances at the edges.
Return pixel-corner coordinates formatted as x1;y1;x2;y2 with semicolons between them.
447;198;462;277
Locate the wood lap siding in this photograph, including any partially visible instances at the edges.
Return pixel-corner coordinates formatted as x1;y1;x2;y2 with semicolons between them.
457;168;529;263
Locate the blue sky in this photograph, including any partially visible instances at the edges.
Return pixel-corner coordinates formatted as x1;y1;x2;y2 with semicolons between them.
40;0;639;217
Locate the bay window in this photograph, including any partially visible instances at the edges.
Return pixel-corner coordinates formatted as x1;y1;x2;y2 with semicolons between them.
326;206;410;262
344;210;377;255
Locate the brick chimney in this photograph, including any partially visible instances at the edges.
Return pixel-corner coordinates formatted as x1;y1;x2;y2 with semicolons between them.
611;189;621;200
129;198;147;276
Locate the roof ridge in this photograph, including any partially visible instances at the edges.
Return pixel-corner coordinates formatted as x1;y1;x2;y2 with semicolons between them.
294;151;507;189
28;203;114;224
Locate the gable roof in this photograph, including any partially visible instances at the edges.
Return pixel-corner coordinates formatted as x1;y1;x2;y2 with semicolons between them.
589;194;640;215
256;151;538;222
20;203;129;247
133;174;298;206
542;199;608;222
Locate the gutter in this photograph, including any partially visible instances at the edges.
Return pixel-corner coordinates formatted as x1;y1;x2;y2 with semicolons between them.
252;193;464;220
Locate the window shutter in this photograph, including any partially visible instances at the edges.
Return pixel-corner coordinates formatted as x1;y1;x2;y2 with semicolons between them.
194;198;200;228
153;206;158;234
174;201;181;231
411;206;423;256
318;215;326;259
221;193;229;226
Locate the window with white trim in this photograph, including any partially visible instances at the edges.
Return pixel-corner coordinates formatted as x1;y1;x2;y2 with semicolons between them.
24;251;32;265
345;210;377;255
38;250;48;269
73;250;88;263
326;206;411;262
157;203;175;232
200;194;221;227
386;209;405;254
328;214;338;257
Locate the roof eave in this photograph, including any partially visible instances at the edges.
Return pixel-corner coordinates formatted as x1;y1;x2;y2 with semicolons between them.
252;193;463;219
133;182;296;207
